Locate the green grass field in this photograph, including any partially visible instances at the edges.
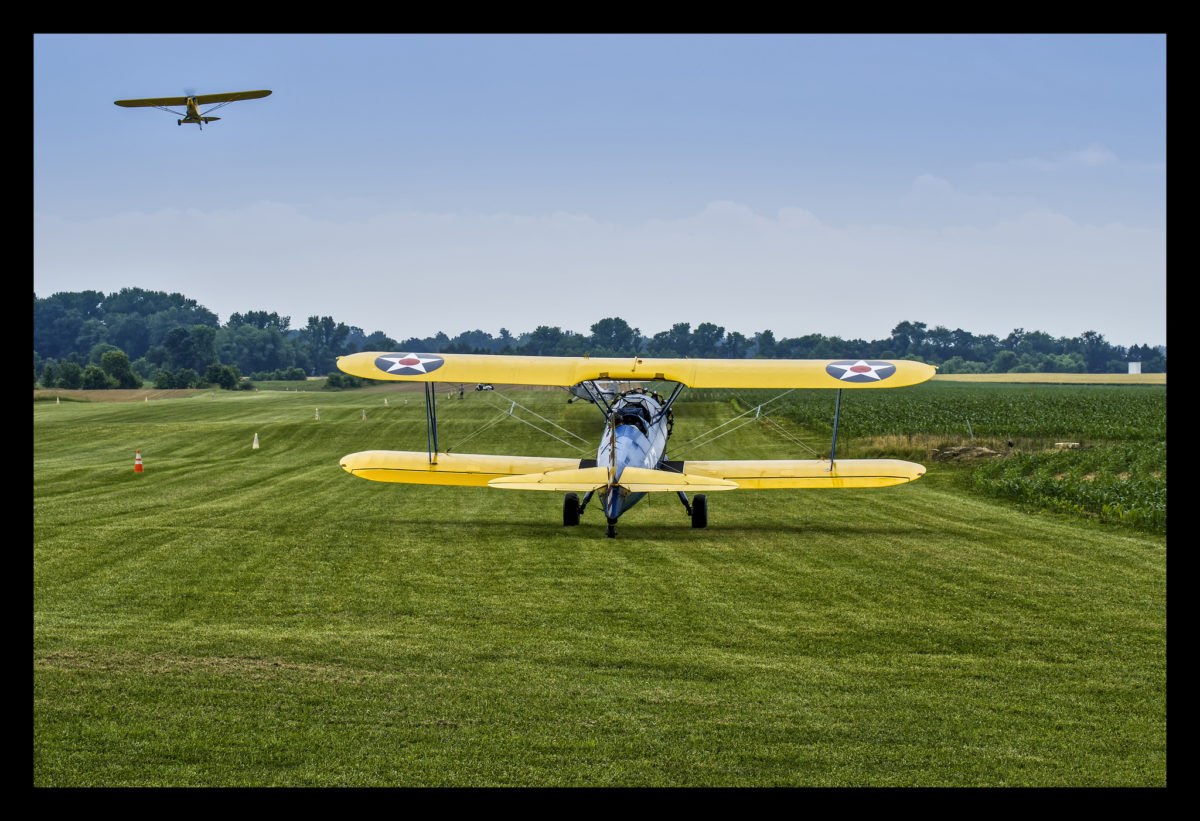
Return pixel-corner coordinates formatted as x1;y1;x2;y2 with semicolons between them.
33;386;1166;786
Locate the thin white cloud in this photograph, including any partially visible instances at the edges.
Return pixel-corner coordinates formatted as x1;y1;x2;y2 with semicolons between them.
983;143;1119;171
33;198;1166;344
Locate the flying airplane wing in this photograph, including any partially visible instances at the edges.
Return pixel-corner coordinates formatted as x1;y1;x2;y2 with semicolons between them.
114;90;271;107
337;352;936;389
114;95;191;108
191;89;272;105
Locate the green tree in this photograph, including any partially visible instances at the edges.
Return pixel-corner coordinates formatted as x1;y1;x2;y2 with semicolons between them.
990;350;1019;373
723;331;750;358
80;364;115;389
589;317;641;355
301;316;352;374
525;326;565;356
204;363;242;390
57;361;83;389
753;329;777;358
691;323;725;357
100;349;143;388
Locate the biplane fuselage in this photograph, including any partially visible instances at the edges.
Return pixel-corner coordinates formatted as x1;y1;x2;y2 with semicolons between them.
596;392;669;521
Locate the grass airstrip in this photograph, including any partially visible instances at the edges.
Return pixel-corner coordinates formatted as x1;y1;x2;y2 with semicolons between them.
34;380;1165;786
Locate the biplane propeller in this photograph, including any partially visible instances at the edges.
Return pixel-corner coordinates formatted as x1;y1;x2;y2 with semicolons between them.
114;89;271;129
336;352;936;537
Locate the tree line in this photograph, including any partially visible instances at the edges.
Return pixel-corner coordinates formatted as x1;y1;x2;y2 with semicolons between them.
34;288;1166;390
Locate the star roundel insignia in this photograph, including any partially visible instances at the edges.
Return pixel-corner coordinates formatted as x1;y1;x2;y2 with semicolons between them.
374;352;445;376
825;359;898;382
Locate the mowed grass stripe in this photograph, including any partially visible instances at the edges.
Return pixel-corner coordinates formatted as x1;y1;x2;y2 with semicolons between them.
34;389;1165;786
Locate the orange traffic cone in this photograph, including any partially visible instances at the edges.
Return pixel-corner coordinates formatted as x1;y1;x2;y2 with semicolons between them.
134;450;144;473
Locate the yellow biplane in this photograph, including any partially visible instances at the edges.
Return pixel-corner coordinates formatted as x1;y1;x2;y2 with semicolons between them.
336;352;936;537
114;89;271;129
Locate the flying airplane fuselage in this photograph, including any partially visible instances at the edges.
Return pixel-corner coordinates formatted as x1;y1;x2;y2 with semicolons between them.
596;393;669;522
180;98;219;126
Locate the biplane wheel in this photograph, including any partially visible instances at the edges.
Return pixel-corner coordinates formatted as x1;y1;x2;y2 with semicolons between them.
563;492;581;526
606;519;617;538
691;494;708;528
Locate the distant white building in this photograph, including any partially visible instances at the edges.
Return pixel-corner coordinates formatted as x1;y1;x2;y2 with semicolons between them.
1129;361;1142;374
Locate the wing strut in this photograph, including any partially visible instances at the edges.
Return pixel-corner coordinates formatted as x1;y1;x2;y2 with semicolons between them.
424;383;439;464
828;388;842;471
654;382;687;424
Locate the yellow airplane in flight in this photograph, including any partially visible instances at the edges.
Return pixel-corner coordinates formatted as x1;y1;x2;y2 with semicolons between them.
336;352;936;537
114;89;271;129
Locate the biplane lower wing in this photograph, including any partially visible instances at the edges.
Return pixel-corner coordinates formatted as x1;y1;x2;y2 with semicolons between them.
339;450;581;486
672;458;925;489
341;451;920;491
336;352;936;389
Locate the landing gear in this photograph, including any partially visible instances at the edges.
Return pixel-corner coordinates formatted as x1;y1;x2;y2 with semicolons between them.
606;519;618;538
676;491;708;528
563;493;580;526
690;494;708;528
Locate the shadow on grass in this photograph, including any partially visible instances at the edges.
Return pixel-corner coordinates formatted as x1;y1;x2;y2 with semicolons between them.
370;514;929;543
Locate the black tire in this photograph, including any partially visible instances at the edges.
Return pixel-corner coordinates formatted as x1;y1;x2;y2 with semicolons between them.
563;492;580;526
691;494;708;528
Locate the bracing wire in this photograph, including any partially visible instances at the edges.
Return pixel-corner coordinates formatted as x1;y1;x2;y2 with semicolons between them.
450;390;590;455
669;388;797;458
488;389;592;447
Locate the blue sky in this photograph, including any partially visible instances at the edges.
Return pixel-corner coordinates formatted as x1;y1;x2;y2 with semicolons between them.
34;34;1166;347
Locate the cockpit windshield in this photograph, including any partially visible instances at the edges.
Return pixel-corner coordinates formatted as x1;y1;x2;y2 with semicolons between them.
614;404;650;435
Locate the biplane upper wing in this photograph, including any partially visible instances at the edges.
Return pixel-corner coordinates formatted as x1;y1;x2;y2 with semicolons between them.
337;352;936;389
671;458;926;489
114;89;271;108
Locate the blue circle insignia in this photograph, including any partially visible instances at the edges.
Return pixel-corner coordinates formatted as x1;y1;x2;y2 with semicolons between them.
825;360;897;382
374;353;445;375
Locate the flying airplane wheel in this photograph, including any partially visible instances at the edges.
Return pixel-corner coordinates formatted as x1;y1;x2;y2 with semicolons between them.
691;495;708;529
563;492;581;526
